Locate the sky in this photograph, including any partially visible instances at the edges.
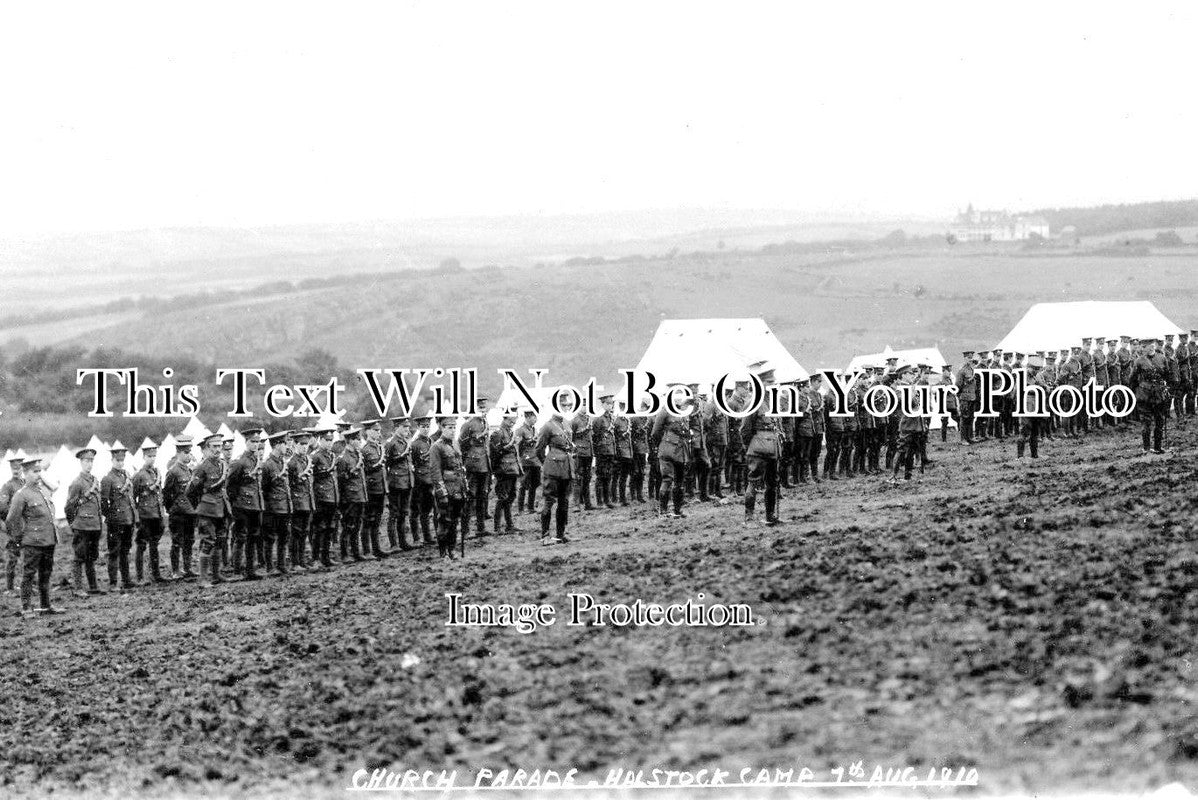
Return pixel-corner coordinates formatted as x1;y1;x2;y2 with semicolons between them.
1;1;1195;235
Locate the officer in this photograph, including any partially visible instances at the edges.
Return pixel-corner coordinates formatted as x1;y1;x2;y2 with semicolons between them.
286;430;315;569
131;438;167;584
1130;338;1171;454
513;409;542;514
308;425;339;569
226;428;265;580
429;416;468;558
629;402;650;503
569;399;595;511
260;431;293;575
65;447;105;597
1016;357;1054;460
383;417;415;550
455;397;491;538
0;449;27;596
613;401;634;505
163;436;197;580
359;420;390;558
489;411;522;533
409;414;437;546
100;441;136;592
5;458;62;616
956;352;978;443
534;392;575;545
336;426;368;561
652;383;694;519
591;393;617;508
888;366;925;483
185;433;230;587
742;362;783;525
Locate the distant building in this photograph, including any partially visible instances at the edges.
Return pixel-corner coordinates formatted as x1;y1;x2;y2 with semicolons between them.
948;204;1050;242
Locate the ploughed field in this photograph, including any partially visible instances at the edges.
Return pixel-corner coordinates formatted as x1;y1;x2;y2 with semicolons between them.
2;421;1196;797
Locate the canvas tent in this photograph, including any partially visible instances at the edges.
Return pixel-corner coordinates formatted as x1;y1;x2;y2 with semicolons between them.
634;318;808;387
996;301;1184;354
848;345;947;373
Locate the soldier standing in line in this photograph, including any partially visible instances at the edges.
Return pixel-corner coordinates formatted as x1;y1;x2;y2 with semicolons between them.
1117;336;1136;423
724;381;751;495
687;386;711;500
513;410;541;514
186;433;230;587
613;402;634;506
851;371;873;474
822;371;847;480
647;412;662;500
132;439;167;585
1163;336;1181;420
1186;330;1198;416
792;379;815;483
1092;338;1110;431
260;431;293;575
488;411;522;533
1016;358;1054;460
939;364;959;443
570;400;595;511
777;388;796;489
383;417;415;550
630;401;651;503
458;396;492;537
163;437;196;580
410;414;437;545
219;436;236;571
804;374;825;484
309;426;339;569
430;416;468;558
65;447;105;597
5;458;62;616
1104;338;1121;426
226;428;265;580
742;363;782;526
955;351;979;444
287;430;315;568
1175;332;1192;424
0;450;27;597
1060;348;1083;438
701;391;728;498
535;393;575;545
591;393;617;509
100;441;136;593
360;420;390;558
888;367;925;483
652;384;694;520
337;426;368;561
1130;338;1171;454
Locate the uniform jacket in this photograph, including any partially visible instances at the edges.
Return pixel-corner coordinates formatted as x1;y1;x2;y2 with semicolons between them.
66;473;103;530
591;411;616;456
1130;353;1170;404
513;422;542;468
741;405;783;459
361;439;387;495
630;417;650;456
535;416;575;480
311;448;340;505
260;451;293;514
1058;358;1082;389
569;413;593;458
337;445;368;504
226;452;264;511
186;455;229;519
955;364;978;402
702;400;728;446
100;467;135;526
288;450;315;512
1117;348;1135;384
652;409;692;464
163;462;196;516
5;484;57;547
410;433;434;486
1078;350;1095;381
489;425;523;476
458;416;491;473
0;476;22;534
132;464;164;520
1093;351;1109;387
795;389;818;437
688;407;708;461
613;416;632;459
384;435;414;491
898;386;926;433
429;438;467;497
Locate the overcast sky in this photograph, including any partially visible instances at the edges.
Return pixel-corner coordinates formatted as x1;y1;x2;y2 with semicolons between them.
1;1;1194;235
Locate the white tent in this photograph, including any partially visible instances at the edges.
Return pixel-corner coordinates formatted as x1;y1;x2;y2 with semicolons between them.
635;318;808;386
848;345;948;373
45;445;76;520
181;416;210;440
996;301;1184;354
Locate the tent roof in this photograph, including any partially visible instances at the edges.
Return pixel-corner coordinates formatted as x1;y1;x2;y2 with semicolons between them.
635;318;808;386
848;345;947;372
996;301;1184;353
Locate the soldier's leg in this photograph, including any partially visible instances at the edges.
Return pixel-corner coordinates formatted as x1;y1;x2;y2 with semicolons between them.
168;516;182;577
1154;406;1167;452
134;522;147;583
1030;418;1040;458
470;474;487;534
261;512;277;573
149;519;166;581
555;478;571;539
648;456;660;499
37;545;54;610
395;489;412;549
196;517;216;587
492;476;506;533
744;455;765;521
807;436;822;483
70;528;87;596
763;459;779;522
671;460;686;516
118;524;134;589
86;531;103;591
657;457;674;515
540;476;557;540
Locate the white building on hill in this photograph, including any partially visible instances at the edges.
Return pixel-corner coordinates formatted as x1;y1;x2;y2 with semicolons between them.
949;204;1050;242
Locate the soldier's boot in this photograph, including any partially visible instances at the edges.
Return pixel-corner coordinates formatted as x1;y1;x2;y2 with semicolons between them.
370;526;390;558
396;519;413;551
1154;422;1165;453
134;544;145;584
504;504;517;533
170;544;180;578
118;551;133;590
357;524;372;558
619;476;629;506
349;530;363;561
607;478;619;508
85;562;102;594
673;486;686;518
150;549;165;583
421;517;434;545
764;489;779;525
71;562;87;598
697;467;711;501
744;493;756;525
321;531;335;567
658;489;670;516
232;540;244;574
1030;438;1039;459
493;508;503;534
1142;426;1152;452
1016;440;1025;458
272;537;286;575
198;554;213;588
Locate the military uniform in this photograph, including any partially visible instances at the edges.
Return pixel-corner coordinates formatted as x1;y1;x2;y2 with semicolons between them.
227;446;265;578
686;401;710;501
702;399;728;497
260;446;293;574
359;435;389;557
569;412;595;509
591;408;617;508
741;399;783;524
185;446;229;585
65;469;104;593
652;407;692;517
891;374;925;481
955;358;978;443
1017;365;1053;459
100;463;136;590
0;468;24;592
457;414;491;536
1130;348;1171;452
534;414;574;542
383;428;414;549
132;461;166;583
824;382;853;480
489;421;522;533
629;415;649;502
513;417;542;513
805;383;825;482
793;386;816;483
287;440;315;567
336;440;367;561
613;414;633;505
5;479;59;613
310;442;340;567
163;456;196;578
409;428;436;545
429;432;467;557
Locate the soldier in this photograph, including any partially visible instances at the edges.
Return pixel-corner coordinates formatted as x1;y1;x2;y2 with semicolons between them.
488;411;522;533
100;441;136;593
955;351;978;443
5;458;62;616
1176;332;1193;423
409;414;437;546
1092;338;1110;430
226;428;265;580
850;371;872;475
287;430;315;569
513;409;542;514
888;367;925;483
652;383;694;519
629;403;650;503
793;378;816;483
822;370;849;480
742;362;783;526
359;420;390;558
337;426;368;561
701;391;728;498
687;385;711;500
724;382;751;495
456;397;491;537
309;426;340;569
131;438;167;584
535;392;575;545
383;417;415;550
1130;338;1171;454
776;387;796;489
65;447;105;597
591;393;617;509
186;433;230;587
1186;330;1198;416
805;374;825;483
613;401;634;505
260;431;293;575
1;449;28;596
430;416;468;557
163;437;197;580
1163;335;1181;419
569;400;595;511
1016;358;1053;460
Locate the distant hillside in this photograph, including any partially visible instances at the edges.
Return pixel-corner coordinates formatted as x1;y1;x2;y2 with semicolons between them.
1024;199;1198;237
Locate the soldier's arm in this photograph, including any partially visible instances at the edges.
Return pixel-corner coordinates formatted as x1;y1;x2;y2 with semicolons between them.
5;492;25;542
534;426;551;462
99;476;111;515
429;445;447;490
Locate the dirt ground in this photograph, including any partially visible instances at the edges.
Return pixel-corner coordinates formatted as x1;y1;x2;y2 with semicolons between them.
2;419;1196;798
